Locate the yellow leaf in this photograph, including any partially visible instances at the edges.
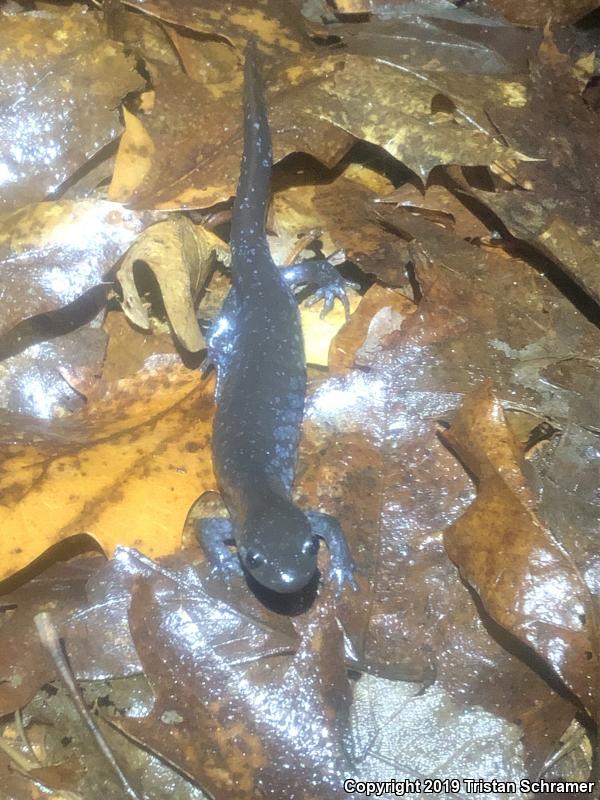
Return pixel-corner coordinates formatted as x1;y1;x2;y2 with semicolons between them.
0;363;215;582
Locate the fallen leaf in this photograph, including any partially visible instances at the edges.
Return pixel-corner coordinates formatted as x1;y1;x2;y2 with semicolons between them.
442;383;597;717
0;361;215;582
122;0;314;56
464;32;600;306
116;217;228;352
0;313;107;419
0;199;164;338
110;58;353;209
0;6;143;215
118;554;350;798
311;54;529;181
474;0;599;26
270;165;411;288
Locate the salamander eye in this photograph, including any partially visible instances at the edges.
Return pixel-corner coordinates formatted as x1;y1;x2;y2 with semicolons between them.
245;550;265;570
302;536;319;557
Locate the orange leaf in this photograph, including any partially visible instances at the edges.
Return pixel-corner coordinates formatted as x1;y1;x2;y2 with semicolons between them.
0;362;215;582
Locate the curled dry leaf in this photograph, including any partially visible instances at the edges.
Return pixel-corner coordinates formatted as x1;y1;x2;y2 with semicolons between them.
0;362;215;583
0;6;143;215
116;217;229;352
0;199;164;338
441;383;598;718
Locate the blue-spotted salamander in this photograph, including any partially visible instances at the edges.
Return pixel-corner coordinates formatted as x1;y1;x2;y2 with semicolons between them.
198;39;357;595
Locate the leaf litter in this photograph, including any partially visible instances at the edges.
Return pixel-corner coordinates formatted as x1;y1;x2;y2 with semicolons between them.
1;1;599;798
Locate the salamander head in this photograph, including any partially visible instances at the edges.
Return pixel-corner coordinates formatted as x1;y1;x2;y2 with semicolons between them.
239;503;319;594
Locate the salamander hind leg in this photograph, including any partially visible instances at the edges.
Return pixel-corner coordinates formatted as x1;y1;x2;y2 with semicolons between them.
196;517;243;578
305;511;358;594
280;253;359;319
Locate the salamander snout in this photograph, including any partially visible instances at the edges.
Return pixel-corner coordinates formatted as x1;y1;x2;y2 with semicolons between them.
241;506;320;594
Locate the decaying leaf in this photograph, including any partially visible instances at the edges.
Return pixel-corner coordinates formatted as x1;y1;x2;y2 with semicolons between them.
441;385;598;717
475;0;599;26
122;0;314;56
379;210;600;430
116;217;229;352
0;6;143;215
311;54;529;181
0;362;215;582
0;314;107;419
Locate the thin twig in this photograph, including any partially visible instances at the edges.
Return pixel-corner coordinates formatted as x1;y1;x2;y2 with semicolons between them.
34;612;143;800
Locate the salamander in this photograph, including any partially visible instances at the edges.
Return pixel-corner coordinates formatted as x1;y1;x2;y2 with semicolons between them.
197;39;357;595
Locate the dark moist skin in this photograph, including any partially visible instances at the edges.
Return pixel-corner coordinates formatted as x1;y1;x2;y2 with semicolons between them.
198;39;357;595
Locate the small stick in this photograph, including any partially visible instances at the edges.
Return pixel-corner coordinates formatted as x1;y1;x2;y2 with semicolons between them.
34;612;142;800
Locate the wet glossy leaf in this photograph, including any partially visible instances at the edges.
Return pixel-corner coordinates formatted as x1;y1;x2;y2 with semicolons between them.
0;362;214;582
0;315;107;419
109;60;353;209
474;0;599;25
379;211;600;430
0;6;143;215
118;556;349;799
270;165;412;288
0;199;163;338
330;6;539;76
0;555;104;715
465;32;600;306
295;277;581;768
311;55;529;181
442;384;597;716
123;0;313;55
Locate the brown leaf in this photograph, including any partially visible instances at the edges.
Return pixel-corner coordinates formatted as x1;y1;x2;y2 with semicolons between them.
109;58;353;210
465;32;600;307
0;6;143;215
375;184;490;241
119;557;349;799
441;383;597;717
296;276;580;769
475;0;599;26
0;555;104;715
0;315;107;419
270;165;412;288
378;210;600;431
122;0;314;56
311;55;528;181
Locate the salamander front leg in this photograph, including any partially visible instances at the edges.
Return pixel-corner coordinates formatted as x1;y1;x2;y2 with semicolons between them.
305;511;358;594
280;252;359;319
196;517;243;578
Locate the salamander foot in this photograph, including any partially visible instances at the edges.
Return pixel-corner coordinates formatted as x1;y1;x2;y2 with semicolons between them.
305;511;358;595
